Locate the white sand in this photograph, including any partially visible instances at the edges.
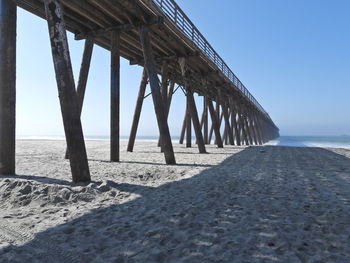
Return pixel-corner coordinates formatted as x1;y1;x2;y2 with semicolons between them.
0;141;350;262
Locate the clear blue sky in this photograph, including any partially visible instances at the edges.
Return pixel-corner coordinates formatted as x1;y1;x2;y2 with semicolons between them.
16;0;350;137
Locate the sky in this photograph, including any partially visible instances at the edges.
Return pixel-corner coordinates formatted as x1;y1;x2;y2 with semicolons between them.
15;0;350;137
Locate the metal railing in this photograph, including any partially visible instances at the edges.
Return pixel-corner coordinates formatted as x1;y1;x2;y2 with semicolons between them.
148;0;271;119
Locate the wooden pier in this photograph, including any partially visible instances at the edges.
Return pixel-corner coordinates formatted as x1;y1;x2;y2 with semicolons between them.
0;0;279;182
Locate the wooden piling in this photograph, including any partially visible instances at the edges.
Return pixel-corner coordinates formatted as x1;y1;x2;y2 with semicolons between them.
110;30;120;162
207;99;223;148
0;0;16;175
65;38;94;159
185;97;192;148
179;111;187;144
44;0;90;182
203;97;209;144
221;101;234;145
139;25;176;164
127;69;148;152
179;58;206;153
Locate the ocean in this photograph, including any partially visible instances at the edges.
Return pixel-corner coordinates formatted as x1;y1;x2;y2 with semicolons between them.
266;136;350;149
16;135;350;149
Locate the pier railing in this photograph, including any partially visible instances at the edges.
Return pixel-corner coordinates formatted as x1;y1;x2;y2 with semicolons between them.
148;0;271;119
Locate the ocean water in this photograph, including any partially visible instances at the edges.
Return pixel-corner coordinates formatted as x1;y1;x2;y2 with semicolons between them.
17;135;350;149
266;136;350;149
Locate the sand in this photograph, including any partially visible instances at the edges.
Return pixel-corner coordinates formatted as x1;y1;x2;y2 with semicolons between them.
0;140;349;262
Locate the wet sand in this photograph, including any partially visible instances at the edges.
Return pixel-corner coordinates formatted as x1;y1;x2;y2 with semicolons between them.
0;140;349;262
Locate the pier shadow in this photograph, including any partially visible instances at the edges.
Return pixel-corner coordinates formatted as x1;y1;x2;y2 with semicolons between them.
1;146;350;262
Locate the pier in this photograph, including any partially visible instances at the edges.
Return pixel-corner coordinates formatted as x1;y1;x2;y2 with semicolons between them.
0;0;279;182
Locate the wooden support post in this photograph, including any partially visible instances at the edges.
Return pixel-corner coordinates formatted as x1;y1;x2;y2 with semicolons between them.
65;38;94;159
252;112;263;145
127;69;148;152
179;111;187;144
243;113;253;145
160;63;168;108
229;98;239;146
139;25;176;164
210;109;223;145
158;63;169;148
232;111;240;146
214;110;224;144
185;97;192;148
236;106;249;145
110;31;120;162
248;111;259;145
44;0;90;182
179;58;206;153
203;97;209;144
255;114;265;144
166;81;175;116
207;99;223;148
0;0;16;175
222;101;234;145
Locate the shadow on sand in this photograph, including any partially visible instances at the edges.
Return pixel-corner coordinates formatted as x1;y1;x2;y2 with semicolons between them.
1;146;350;262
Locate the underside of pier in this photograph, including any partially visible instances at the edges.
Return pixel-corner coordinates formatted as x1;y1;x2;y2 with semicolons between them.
0;0;279;182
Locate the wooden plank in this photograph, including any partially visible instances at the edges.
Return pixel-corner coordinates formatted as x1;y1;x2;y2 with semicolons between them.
207;99;223;148
44;0;90;182
0;0;16;175
65;37;94;159
139;25;176;164
110;30;120;162
127;69;148;152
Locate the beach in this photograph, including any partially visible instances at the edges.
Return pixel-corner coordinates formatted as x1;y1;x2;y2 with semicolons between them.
0;140;350;262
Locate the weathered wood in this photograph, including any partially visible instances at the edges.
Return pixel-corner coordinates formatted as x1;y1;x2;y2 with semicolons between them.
185;98;192;148
158;63;169;148
0;0;16;175
65;37;94;159
139;25;176;164
179;110;187;144
248;111;258;145
207;99;223;148
110;30;120;162
251;111;261;145
44;0;90;182
239;112;249;145
203;97;209;144
75;17;164;40
166;81;175;115
127;69;148;152
209;110;223;145
187;90;206;153
179;58;206;153
221;101;234;145
243;114;253;145
234;103;248;145
160;80;175;152
229;99;240;146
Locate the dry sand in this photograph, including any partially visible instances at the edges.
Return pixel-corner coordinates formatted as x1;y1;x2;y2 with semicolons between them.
0;140;349;262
